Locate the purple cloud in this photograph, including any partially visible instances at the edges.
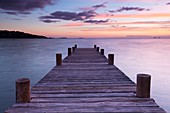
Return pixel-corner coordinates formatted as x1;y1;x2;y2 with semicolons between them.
3;11;18;15
4;11;31;15
167;2;170;5
0;0;55;14
92;2;108;9
40;10;97;22
79;2;108;11
7;17;22;21
84;19;109;24
39;10;110;24
40;19;58;23
109;7;150;13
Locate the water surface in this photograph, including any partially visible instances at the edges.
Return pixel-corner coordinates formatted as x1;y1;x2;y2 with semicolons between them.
0;38;169;112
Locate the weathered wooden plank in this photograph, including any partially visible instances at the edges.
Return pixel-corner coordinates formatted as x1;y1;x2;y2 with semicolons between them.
45;69;128;76
31;89;136;94
11;101;159;108
5;106;166;113
33;83;136;87
32;85;136;91
34;82;134;86
31;92;136;98
30;97;156;103
32;84;136;88
39;77;132;81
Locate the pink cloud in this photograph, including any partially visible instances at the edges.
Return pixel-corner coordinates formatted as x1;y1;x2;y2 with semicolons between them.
95;13;170;19
115;21;170;25
113;0;160;2
60;22;86;27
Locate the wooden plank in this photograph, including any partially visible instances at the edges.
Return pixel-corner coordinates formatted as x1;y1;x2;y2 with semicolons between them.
30;97;156;103
31;89;136;94
31;92;136;98
11;101;159;107
5;106;166;113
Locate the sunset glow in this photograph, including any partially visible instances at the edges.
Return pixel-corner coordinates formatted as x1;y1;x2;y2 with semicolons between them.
0;0;170;38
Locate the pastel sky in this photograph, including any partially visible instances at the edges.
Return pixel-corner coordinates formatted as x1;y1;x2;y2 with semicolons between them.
0;0;170;38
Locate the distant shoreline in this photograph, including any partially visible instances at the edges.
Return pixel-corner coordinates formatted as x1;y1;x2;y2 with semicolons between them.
1;30;169;39
0;30;48;39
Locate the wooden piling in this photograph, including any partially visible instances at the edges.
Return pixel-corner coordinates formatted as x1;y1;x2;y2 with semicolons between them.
108;54;114;65
75;44;77;49
56;53;62;66
101;49;104;55
68;48;72;56
94;45;97;49
72;47;75;52
16;78;30;103
97;47;100;52
137;74;151;98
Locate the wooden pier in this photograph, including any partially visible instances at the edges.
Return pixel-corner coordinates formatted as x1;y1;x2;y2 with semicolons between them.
5;45;166;113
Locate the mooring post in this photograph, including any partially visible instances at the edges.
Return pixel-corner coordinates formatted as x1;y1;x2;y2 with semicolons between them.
101;49;104;55
56;53;62;66
75;44;77;49
72;47;75;52
137;74;151;98
68;48;72;56
16;78;30;103
97;47;100;52
94;45;97;49
108;54;114;65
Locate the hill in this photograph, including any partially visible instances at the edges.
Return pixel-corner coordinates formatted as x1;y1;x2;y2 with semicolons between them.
0;30;47;39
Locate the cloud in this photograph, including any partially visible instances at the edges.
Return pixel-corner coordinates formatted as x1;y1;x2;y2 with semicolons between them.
40;19;58;23
40;10;111;25
79;2;108;11
109;7;150;13
39;2;109;25
167;2;170;5
40;10;97;21
93;12;170;20
111;0;159;3
2;11;31;15
0;0;55;14
3;11;18;15
84;19;109;24
92;2;108;9
116;21;170;25
7;17;22;21
61;22;86;27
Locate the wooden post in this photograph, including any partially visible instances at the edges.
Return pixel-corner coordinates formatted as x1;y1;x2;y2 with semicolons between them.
94;45;97;49
137;74;151;98
72;47;75;52
56;53;62;66
101;49;104;55
75;44;77;49
16;78;30;103
68;48;72;56
108;54;114;65
97;47;100;52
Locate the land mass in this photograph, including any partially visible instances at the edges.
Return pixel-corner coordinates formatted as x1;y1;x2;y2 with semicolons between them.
0;30;48;39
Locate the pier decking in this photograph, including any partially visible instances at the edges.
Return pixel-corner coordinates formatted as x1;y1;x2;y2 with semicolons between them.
5;47;166;113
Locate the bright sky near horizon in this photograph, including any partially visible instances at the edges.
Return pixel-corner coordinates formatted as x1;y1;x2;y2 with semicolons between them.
0;0;170;38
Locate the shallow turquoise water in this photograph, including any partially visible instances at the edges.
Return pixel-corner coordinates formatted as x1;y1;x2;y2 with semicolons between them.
0;38;169;112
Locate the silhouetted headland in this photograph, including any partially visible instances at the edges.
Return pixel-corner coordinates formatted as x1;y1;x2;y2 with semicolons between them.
0;30;48;39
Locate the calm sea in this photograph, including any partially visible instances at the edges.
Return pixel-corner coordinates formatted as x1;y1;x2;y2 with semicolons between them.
0;38;170;112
